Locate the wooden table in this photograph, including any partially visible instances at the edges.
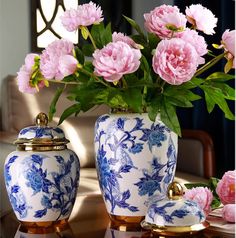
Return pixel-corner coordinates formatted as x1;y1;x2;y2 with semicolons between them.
1;194;235;238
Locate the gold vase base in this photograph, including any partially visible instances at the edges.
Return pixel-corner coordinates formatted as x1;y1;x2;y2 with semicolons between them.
19;219;69;234
141;220;210;236
109;215;145;231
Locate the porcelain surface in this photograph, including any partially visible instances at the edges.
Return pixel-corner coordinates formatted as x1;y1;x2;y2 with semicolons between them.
94;113;178;216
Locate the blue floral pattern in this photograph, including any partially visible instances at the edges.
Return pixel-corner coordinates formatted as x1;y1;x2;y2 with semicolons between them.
4;155;29;219
147;200;205;224
95;114;177;215
4;151;80;221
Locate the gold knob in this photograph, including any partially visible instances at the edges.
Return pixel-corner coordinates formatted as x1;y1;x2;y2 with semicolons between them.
167;181;184;200
36;112;48;127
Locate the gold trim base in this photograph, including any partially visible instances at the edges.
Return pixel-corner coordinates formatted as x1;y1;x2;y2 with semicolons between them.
19;219;69;234
141;220;210;236
109;215;145;231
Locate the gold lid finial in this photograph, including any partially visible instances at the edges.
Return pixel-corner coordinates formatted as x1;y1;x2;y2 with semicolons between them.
167;181;184;200
36;112;48;127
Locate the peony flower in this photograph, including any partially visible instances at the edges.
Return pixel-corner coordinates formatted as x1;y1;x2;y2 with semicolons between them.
216;170;235;205
184;187;213;216
17;53;45;94
58;55;78;78
40;39;77;80
144;5;187;39
112;32;142;49
92;41;141;82
152;38;199;85
221;29;235;69
178;28;208;64
61;1;103;32
222;204;235;223
185;4;218;35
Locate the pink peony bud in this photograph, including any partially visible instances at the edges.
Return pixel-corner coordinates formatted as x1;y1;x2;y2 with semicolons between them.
112;32;142;49
58;55;78;78
40;39;77;80
152;38;198;85
92;41;141;82
17;53;45;94
221;29;235;69
185;4;218;35
178;28;208;64
216;170;235;205
184;187;213;216
61;1;103;32
144;5;186;39
222;204;235;223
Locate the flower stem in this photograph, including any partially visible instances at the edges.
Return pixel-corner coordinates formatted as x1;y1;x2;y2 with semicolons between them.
78;68;111;88
47;79;79;85
194;52;226;77
86;27;97;50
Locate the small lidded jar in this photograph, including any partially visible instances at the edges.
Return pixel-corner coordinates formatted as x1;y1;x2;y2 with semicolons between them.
4;113;80;228
141;182;209;235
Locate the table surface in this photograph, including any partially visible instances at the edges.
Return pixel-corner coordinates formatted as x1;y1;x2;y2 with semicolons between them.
1;194;235;238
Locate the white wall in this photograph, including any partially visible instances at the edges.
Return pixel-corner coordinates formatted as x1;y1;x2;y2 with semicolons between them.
132;0;174;28
0;0;30;85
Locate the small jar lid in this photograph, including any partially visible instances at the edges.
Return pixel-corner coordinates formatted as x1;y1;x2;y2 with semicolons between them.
15;112;69;151
141;182;209;235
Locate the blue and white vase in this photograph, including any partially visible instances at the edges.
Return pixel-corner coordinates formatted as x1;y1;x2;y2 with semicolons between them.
94;113;178;224
4;113;80;226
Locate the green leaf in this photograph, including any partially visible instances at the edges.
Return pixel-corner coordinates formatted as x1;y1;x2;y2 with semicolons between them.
209;177;220;190
160;97;181;136
74;47;84;64
147;96;161;122
211;197;221;209
164;87;201;102
102;23;112;44
201;85;235;120
178;78;204;89
184;183;209;189
123;15;146;38
208;82;235;100
48;87;65;121
82;44;94;57
148;33;160;50
59;103;81;125
204;91;215;113
206;72;235;82
167;96;193;108
123;88;143;112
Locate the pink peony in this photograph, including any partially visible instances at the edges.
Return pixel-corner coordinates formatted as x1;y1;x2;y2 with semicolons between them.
112;32;141;49
58;55;78;78
17;53;44;94
216;170;235;205
144;5;186;39
92;41;141;82
178;28;208;64
152;38;199;85
40;39;77;80
222;204;235;223
61;1;103;32
185;4;218;35
221;29;235;68
184;187;213;216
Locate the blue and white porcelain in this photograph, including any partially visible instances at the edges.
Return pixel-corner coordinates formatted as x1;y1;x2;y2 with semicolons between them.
4;113;80;223
141;182;209;234
94;113;178;218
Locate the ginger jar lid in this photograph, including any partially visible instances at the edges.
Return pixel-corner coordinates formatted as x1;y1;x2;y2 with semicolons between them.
141;181;209;235
15;112;69;150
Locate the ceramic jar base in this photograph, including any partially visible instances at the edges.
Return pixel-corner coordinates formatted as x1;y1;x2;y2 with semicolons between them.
19;219;69;234
110;215;144;230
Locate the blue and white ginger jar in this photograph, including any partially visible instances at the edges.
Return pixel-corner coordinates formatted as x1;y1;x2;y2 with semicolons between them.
94;113;178;223
4;113;80;225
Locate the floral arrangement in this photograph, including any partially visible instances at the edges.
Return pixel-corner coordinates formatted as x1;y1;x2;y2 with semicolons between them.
17;2;235;135
185;170;235;223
